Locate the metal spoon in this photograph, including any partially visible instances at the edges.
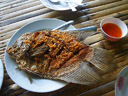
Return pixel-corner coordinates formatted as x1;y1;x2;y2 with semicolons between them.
52;20;74;31
52;20;97;32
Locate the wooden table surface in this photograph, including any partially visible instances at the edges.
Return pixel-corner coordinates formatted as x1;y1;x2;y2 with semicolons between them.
0;0;128;96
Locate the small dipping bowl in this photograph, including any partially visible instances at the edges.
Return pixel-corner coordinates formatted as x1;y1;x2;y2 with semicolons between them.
115;66;128;96
100;17;128;41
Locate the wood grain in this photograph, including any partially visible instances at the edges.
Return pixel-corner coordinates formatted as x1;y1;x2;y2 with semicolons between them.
103;90;115;96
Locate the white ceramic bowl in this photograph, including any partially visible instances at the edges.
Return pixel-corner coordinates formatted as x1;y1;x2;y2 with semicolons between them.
0;59;4;89
4;18;76;93
115;66;128;96
100;17;128;41
40;0;83;11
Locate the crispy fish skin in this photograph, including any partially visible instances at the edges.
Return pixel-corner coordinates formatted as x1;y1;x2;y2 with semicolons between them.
6;30;117;85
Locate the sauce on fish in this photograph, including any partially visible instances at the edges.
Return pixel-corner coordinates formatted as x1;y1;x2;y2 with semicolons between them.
102;23;122;38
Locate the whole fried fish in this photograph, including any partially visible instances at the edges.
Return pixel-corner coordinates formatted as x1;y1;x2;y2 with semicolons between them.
6;30;117;85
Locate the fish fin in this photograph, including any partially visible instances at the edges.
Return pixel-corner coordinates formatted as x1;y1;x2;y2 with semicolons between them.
15;67;21;70
68;31;96;41
16;67;33;83
59;61;101;85
26;72;33;83
86;47;117;72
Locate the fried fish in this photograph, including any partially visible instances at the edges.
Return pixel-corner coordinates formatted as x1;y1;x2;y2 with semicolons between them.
6;30;117;85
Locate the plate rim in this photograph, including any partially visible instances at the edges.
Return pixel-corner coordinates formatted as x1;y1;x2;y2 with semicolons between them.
4;18;76;93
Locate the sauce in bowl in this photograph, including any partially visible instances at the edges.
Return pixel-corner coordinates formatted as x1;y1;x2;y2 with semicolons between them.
102;23;122;38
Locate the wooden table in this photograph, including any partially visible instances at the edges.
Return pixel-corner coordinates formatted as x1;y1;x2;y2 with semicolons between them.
0;0;128;95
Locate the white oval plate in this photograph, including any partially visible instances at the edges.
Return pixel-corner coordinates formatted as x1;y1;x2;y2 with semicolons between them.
40;0;83;11
115;66;128;96
4;18;76;93
0;59;4;89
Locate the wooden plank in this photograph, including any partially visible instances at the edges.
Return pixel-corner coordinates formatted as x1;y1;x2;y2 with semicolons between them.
83;0;119;8
109;44;128;53
102;90;115;96
0;29;17;41
0;0;37;12
78;0;127;15
0;31;13;41
124;19;128;24
0;10;69;34
0;4;45;20
4;73;10;79
78;81;115;96
2;83;76;96
0;0;41;15
119;14;128;20
9;89;26;96
0;0;26;8
0;8;52;26
3;79;14;86
75;4;128;23
74;9;128;28
0;39;9;49
1;84;26;95
0;47;5;52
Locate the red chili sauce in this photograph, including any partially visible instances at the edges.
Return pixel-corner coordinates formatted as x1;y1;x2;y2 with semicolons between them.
102;23;122;38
